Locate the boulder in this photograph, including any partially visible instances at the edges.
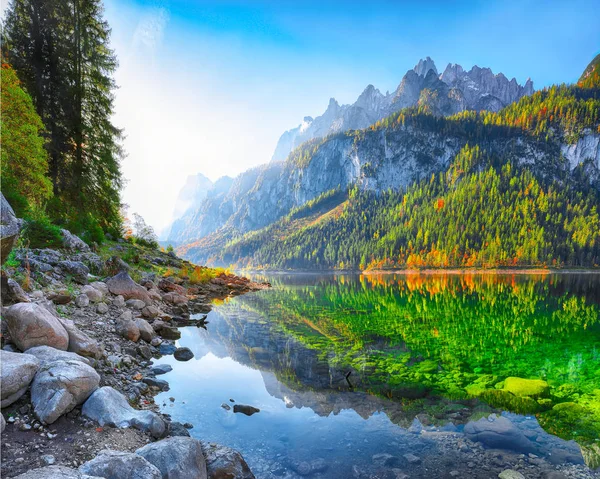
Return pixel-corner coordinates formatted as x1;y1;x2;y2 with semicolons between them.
82;386;166;438
1;192;21;263
136;436;207;479
75;294;90;308
233;405;260;417
112;295;126;307
142;305;160;319
159;343;177;355
126;298;146;310
81;285;103;303
158;279;187;295
162;292;188;305
51;293;72;305
116;319;141;342
56;316;103;359
61;229;90;252
168;421;191;437
136;318;155;342
143;377;169;391
31;359;100;424
106;271;151;304
148;288;162;301
0;350;40;407
25;345;92;367
15;465;103;479
503;377;549;398
160;326;181;340
104;255;130;275
464;415;534;452
79;450;161;479
90;281;109;296
201;442;254;479
2;276;30;304
57;260;89;284
97;302;109;314
152;364;173;375
3;303;69;351
174;347;194;361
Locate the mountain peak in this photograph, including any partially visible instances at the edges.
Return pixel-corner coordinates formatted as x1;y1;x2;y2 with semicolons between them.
414;57;438;77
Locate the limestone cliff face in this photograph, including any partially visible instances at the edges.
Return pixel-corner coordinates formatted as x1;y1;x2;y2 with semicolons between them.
561;132;600;170
270;57;534;162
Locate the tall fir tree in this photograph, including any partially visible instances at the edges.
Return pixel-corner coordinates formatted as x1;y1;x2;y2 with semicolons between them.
3;0;123;234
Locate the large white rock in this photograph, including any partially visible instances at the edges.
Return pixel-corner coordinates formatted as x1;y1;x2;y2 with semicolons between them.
31;359;100;424
56;316;103;359
136;437;207;479
3;303;69;351
0;349;40;407
25;345;92;367
82;386;166;438
79;450;161;479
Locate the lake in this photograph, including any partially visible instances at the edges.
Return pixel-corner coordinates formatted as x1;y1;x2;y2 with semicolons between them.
155;273;600;478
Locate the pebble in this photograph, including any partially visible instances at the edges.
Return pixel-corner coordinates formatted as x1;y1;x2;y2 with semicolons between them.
41;454;56;465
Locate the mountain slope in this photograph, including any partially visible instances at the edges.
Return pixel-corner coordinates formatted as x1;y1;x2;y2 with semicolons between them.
177;69;600;269
270;57;534;162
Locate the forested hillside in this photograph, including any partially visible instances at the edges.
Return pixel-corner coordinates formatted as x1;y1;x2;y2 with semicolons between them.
180;69;600;270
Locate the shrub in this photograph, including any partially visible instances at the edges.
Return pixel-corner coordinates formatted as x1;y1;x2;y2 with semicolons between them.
21;212;63;248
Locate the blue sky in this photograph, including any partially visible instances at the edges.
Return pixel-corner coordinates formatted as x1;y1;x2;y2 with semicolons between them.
102;0;600;231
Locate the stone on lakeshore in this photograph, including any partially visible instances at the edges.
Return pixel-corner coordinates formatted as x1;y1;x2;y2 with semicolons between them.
174;347;193;361
498;470;525;479
15;465;103;479
3;277;30;304
61;229;90;252
0;350;40;407
89;281;109;296
25;345;92;367
152;364;173;375
51;293;72;305
57;260;89;284
96;302;109;314
79;450;161;479
106;271;151;304
160;326;181;340
126;298;146;310
158;278;187;295
31;359;100;424
162;292;188;305
503;377;549;398
81;284;103;303
464;415;534;452
3;302;69;352
168;421;191;437
202;442;255;479
56;316;103;359
1;192;21;263
75;294;90;308
143;377;170;391
82;386;166;438
136;436;207;479
136;318;156;342
112;295;126;307
159;343;177;355
142;305;160;319
116;319;141;342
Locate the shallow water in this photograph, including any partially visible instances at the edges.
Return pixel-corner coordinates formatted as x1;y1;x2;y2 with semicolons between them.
156;273;600;478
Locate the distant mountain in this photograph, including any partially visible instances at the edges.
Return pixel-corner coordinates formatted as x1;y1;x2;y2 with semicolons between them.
270;57;534;162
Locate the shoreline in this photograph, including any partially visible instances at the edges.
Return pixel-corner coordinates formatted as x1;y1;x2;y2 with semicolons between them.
240;267;600;276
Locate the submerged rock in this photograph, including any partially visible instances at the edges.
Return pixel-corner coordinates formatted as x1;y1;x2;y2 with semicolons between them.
82;386;166;438
503;377;549;398
174;347;193;361
136;436;207;479
464;415;534;452
0;349;40;407
79;450;161;479
233;404;260;416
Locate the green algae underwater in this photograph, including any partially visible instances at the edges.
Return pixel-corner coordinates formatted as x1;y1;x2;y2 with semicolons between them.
239;272;600;466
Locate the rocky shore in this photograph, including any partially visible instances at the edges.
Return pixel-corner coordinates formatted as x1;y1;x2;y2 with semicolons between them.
1;194;267;478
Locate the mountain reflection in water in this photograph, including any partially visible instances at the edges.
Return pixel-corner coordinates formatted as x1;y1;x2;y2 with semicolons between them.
156;273;600;478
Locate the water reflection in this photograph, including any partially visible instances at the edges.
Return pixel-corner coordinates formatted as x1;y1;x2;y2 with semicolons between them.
156;273;600;477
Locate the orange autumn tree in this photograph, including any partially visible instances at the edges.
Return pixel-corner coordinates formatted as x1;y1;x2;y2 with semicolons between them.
0;61;52;215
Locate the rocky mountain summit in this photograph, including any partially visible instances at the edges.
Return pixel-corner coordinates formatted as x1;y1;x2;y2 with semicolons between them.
270;57;534;162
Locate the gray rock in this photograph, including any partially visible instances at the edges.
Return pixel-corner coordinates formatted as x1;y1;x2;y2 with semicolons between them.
61;229;90;252
57;260;89;284
160;326;181;340
112;295;126;307
96;302;109;314
4;278;30;304
56;316;103;359
233;404;260;416
1;193;21;263
126;298;146;310
3;303;69;351
201;442;254;479
1;413;5;433
162;292;188;305
464;415;534;452
0;350;40;407
116;319;140;342
81;284;103;303
174;347;193;361
31;359;100;424
168;421;191;437
143;377;169;391
142;305;160;319
25;345;92;367
79;450;161;479
159;343;177;355
82;386;166;438
106;271;151;304
41;455;56;466
136;318;156;342
498;471;525;479
14;465;103;479
75;294;90;308
136;436;207;479
90;281;109;295
152;364;173;375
